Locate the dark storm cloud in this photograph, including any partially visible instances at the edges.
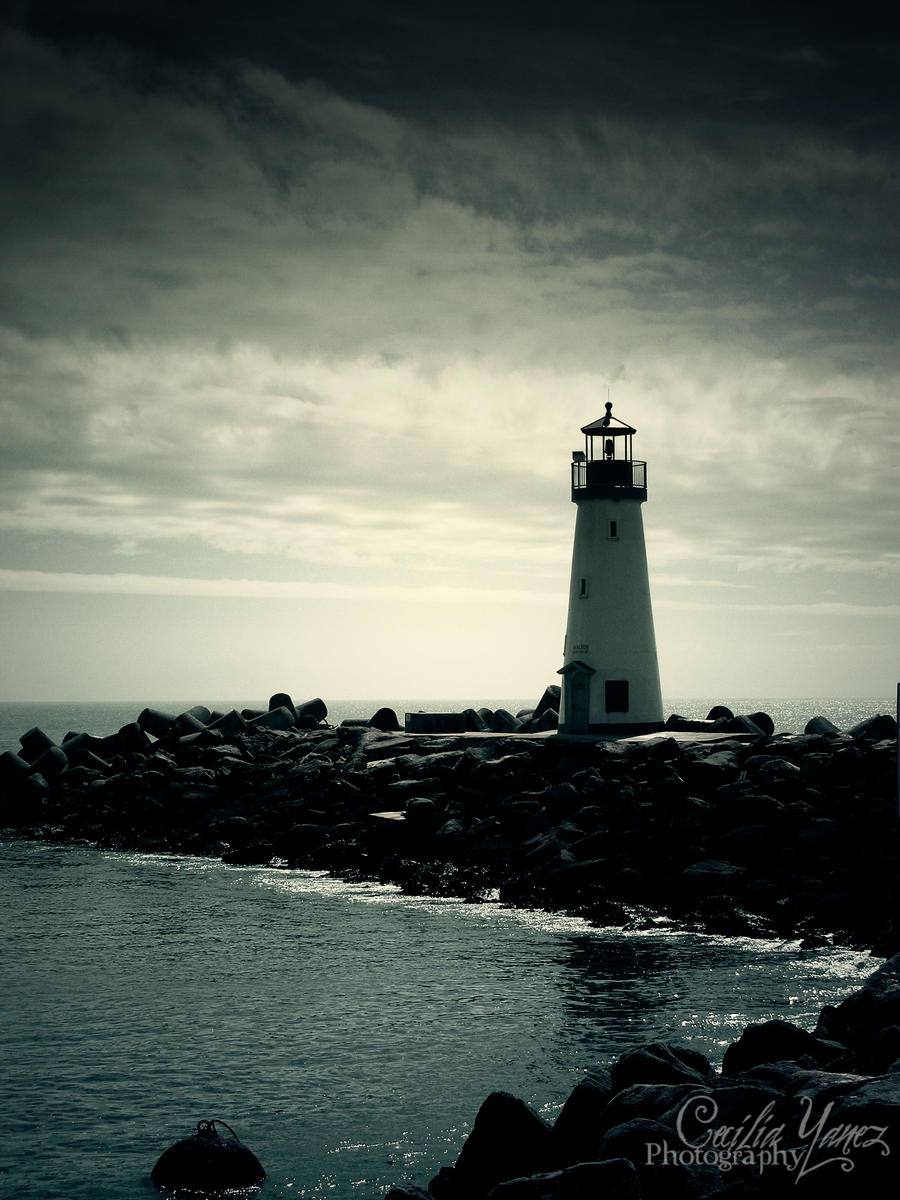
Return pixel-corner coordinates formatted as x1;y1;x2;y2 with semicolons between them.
16;1;900;131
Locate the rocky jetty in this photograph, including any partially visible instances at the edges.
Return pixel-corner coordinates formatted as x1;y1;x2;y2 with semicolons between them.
384;953;900;1198
0;694;897;953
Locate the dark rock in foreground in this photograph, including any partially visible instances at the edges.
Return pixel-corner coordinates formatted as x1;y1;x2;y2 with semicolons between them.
384;953;900;1199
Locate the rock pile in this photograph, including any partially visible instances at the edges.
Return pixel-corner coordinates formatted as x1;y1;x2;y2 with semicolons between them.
385;953;900;1198
0;694;897;952
404;687;562;734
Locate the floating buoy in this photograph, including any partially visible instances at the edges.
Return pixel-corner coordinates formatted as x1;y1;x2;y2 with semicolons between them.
151;1119;265;1196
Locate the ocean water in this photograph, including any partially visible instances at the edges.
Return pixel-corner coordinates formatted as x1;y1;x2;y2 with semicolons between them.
0;696;895;754
1;696;894;1197
0;839;877;1200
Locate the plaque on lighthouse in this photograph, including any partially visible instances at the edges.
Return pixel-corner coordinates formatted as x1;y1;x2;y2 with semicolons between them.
558;403;664;734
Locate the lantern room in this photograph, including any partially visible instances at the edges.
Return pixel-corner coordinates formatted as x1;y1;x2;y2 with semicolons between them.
571;402;647;502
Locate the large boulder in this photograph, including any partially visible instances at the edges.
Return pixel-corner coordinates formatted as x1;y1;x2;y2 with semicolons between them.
599;1117;722;1198
550;1072;612;1165
817;953;900;1060
433;1092;555;1199
404;797;438;838
611;1044;715;1093
722;1018;847;1077
487;1158;641;1199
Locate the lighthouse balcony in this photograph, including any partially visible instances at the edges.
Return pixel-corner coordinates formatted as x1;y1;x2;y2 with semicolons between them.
571;459;647;501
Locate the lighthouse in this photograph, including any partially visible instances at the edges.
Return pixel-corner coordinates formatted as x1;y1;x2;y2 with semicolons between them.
558;403;663;734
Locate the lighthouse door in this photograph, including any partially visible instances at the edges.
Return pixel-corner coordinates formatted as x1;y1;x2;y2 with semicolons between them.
567;672;590;733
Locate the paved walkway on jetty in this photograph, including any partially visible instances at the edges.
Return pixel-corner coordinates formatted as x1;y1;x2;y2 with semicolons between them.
367;728;762;748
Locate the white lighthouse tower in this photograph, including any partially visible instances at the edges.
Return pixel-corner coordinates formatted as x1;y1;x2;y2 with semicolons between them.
558;403;663;734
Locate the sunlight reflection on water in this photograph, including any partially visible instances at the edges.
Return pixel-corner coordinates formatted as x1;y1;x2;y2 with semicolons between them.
0;841;876;1200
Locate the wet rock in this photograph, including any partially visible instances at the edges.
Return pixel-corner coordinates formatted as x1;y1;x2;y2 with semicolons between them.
487;1157;641;1200
706;705;734;721
817;953;900;1059
550;1072;612;1165
435;818;469;846
440;1091;555;1199
217;814;254;846
598;1083;706;1136
721;1018;847;1076
281;822;329;858
680;859;746;891
221;840;274;865
611;1044;715;1093
405;797;438;837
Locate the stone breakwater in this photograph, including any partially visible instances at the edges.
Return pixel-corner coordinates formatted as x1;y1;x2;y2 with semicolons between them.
385;953;900;1199
0;694;897;952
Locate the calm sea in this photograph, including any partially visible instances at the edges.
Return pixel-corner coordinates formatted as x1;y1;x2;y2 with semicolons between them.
0;840;877;1200
0;696;893;1198
0;696;895;753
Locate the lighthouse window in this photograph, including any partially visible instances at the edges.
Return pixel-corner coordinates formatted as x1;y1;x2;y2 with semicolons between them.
579;577;588;598
608;520;618;539
605;680;629;712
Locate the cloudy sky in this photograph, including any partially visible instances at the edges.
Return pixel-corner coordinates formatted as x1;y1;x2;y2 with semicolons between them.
1;2;898;703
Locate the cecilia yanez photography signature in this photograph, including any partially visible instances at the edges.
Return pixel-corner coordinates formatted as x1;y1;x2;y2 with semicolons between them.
644;1093;891;1181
